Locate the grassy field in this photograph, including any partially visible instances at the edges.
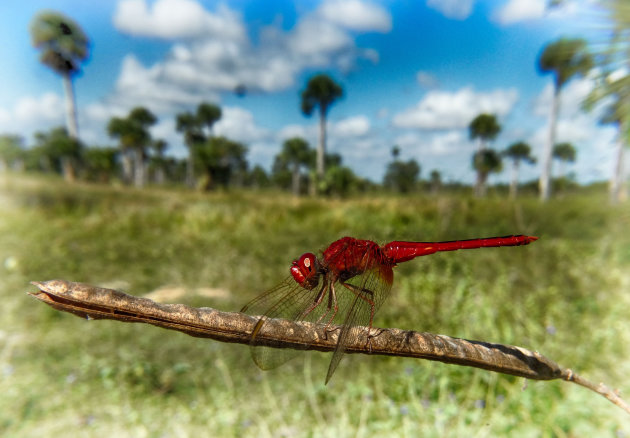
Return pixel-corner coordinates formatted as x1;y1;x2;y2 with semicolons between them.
1;173;629;437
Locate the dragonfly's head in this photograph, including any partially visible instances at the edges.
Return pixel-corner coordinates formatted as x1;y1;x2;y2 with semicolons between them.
290;252;319;290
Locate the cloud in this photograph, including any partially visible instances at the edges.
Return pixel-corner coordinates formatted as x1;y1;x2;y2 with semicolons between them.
416;71;439;89
426;0;475;20
107;0;391;113
214;106;270;143
331;115;370;138
319;0;392;32
392;86;519;130
533;78;594;119
0;93;66;139
492;0;581;25
493;0;546;25
395;130;468;156
278;124;311;142
113;0;246;40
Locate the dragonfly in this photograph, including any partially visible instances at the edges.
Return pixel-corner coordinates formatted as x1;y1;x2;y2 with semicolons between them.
241;234;538;383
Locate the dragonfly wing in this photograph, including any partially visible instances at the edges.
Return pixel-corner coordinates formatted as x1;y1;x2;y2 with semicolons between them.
325;262;393;383
241;275;331;370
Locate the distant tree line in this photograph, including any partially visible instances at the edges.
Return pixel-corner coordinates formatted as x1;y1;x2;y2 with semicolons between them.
5;6;627;201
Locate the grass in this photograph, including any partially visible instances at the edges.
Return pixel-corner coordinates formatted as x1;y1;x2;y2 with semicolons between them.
1;173;629;436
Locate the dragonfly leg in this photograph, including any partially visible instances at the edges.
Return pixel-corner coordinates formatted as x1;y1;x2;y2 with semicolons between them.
341;282;376;328
320;282;340;328
365;327;386;353
299;281;329;321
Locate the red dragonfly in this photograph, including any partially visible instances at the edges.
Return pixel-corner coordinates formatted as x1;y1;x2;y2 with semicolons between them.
241;234;538;383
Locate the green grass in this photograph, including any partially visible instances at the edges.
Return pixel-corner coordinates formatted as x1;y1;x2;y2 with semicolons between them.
1;173;629;436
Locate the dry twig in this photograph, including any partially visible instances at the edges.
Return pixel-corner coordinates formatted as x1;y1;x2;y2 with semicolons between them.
29;279;629;415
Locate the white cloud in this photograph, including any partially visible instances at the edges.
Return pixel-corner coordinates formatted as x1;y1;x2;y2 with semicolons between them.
426;0;475;20
396;130;467;157
416;71;439;89
492;0;582;25
392;86;519;130
105;0;390;112
14;93;65;123
331;115;370;138
214;106;270;143
0;93;65;138
113;0;246;40
319;0;392;32
278;124;311;142
493;0;546;25
533;78;595;119
289;17;353;58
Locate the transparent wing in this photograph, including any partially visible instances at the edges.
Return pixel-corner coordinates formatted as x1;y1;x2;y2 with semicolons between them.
241;275;334;370
325;260;393;383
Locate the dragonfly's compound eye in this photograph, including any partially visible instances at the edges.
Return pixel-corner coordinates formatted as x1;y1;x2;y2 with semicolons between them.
290;252;319;289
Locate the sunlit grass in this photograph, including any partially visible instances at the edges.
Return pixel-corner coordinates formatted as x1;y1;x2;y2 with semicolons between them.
0;173;629;436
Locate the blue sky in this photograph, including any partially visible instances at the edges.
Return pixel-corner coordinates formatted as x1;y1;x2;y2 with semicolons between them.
0;0;620;184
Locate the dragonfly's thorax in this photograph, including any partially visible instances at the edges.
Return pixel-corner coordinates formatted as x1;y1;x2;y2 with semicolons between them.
322;237;386;278
290;252;321;290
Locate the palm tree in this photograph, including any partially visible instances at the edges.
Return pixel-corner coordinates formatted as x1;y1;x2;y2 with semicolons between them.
197;102;222;136
176;102;222;188
582;0;630;203
469;114;501;196
30;11;89;141
176;112;203;187
391;145;400;159
32;126;82;181
503;141;536;199
552;142;576;179
151;139;168;184
195;136;247;190
82;147;119;183
599;97;629;203
537;37;593;201
107;107;157;188
279;137;312;196
472;150;502;197
0;135;25;172
300;74;343;187
429;169;441;195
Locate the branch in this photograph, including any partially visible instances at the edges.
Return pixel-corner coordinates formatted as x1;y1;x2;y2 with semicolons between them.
28;280;629;415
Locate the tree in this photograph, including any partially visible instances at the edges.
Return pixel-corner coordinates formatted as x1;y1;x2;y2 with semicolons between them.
552;142;576;179
503;142;536;199
176;102;222;188
391;145;400;159
150;139;168;184
197;103;222;136
82;147;119;183
537;37;593;201
429;169;441;195
583;1;630;203
246;165;270;189
32;126;82;181
194;136;247;190
176;112;203;187
30;11;89;141
107;107;157;187
300;74;343;187
469;114;501;197
599;96;629;203
0;135;25;172
276;137;312;196
472;150;502;196
383;158;420;193
323;165;360;197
